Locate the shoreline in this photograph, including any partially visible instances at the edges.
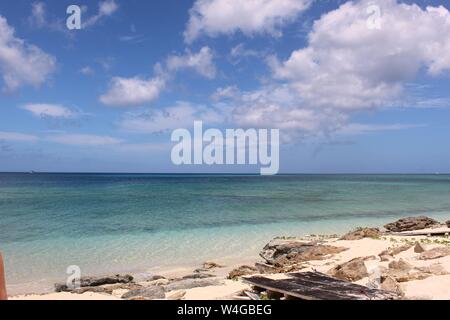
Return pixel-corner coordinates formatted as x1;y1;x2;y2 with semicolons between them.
6;211;450;296
9;215;450;300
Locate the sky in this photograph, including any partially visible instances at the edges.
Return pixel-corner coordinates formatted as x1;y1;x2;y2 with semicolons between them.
0;0;450;173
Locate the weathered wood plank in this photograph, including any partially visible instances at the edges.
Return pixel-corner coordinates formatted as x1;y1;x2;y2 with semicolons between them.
244;276;362;300
244;272;398;300
287;272;397;299
391;228;450;237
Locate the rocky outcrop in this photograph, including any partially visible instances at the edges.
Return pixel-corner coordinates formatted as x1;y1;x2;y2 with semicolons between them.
384;216;439;232
446;220;450;228
419;247;450;260
182;273;215;280
121;286;165;300
384;258;448;282
228;265;258;279
328;256;375;281
260;239;347;266
164;278;222;291
55;274;134;292
340;228;381;240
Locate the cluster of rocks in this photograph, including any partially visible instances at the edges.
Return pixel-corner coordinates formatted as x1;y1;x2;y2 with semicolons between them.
338;216;449;239
228;238;348;279
55;268;224;300
227;215;450;299
325;239;450;297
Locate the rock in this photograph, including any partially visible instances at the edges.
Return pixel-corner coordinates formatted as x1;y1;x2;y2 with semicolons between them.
414;242;427;253
388;259;413;272
164;278;222;291
260;239;347;266
328;256;376;282
254;262;280;274
182;273;215;280
141;278;170;286
384;216;439;232
380;276;403;296
340;228;381;240
419;247;450;260
121;286;166;300
446;220;450;228
380;254;393;262
72;286;113;294
55;274;134;292
228;265;258;280
379;244;413;257
384;259;445;282
416;263;448;276
72;282;142;295
202;261;224;269
132;273;165;282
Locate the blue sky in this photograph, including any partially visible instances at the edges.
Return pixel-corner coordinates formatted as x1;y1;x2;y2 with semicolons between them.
0;0;450;173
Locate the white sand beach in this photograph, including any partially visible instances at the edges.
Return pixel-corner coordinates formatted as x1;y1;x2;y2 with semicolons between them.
9;216;450;301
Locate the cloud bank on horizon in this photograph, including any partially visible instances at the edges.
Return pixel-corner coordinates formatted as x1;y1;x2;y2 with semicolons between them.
0;0;449;172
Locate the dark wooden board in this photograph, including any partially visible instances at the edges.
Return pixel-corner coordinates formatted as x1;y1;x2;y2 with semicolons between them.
244;272;398;300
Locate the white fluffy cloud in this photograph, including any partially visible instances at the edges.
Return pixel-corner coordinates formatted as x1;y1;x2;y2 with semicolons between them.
100;76;166;107
223;0;450;141
184;0;312;43
0;16;56;92
20;104;78;119
271;0;450;112
100;47;216;107
119;101;223;133
84;0;119;28
166;46;216;79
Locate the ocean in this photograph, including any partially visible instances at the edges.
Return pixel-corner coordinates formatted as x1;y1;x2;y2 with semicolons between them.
1;173;450;294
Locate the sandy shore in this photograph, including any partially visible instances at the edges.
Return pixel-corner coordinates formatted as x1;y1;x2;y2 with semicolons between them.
10;218;450;300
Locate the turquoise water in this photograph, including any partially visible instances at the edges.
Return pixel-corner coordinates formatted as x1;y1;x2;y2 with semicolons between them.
1;173;450;294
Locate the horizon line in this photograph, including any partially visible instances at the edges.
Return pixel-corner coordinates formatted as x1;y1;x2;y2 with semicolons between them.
0;172;449;175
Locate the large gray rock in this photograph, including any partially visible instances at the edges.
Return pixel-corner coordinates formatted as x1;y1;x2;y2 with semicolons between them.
164;278;222;292
340;228;381;240
384;216;439;232
182;273;215;280
260;239;346;266
328;256;375;282
121;286;165;300
419;247;450;260
55;274;134;292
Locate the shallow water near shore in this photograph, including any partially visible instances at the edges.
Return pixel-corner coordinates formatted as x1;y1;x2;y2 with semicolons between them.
2;173;450;295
